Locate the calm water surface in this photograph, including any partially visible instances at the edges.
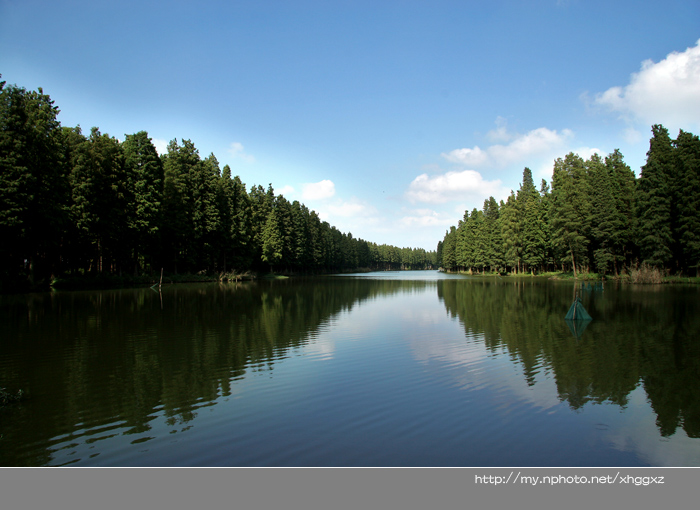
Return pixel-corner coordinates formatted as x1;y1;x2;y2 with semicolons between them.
1;272;700;466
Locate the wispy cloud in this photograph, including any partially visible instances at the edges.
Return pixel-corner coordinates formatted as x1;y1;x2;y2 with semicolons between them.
593;39;700;131
442;126;573;168
276;185;296;197
227;142;255;163
326;197;377;218
405;169;507;204
301;179;336;201
572;146;604;161
399;208;455;228
485;116;513;143
315;197;381;240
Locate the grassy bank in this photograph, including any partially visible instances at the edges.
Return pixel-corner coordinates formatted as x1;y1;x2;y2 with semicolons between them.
49;270;259;291
444;266;700;284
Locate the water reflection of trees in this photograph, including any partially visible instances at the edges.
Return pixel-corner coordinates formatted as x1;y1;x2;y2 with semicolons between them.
3;278;699;465
437;279;700;438
0;278;432;465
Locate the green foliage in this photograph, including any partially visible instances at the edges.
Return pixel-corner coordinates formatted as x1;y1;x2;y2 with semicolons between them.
0;80;67;287
261;208;283;269
439;126;700;279
161;138;197;272
67;127;130;273
673;131;700;274
587;153;617;275
0;79;436;288
441;226;457;270
500;192;520;272
605;149;636;274
520;169;547;273
483;197;503;272
10;76;700;284
550;153;591;277
636;125;674;268
123;131;164;274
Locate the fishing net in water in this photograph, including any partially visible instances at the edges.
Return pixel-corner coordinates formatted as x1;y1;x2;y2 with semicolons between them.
564;296;592;338
565;297;592;321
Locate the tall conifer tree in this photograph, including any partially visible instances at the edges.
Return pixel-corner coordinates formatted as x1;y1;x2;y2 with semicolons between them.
123;131;163;274
550;153;591;277
500;192;520;273
605;149;636;274
636;125;674;269
673;130;700;274
587;153;617;275
0;81;67;285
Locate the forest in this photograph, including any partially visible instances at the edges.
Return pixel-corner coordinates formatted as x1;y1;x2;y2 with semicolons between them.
437;125;700;278
0;78;436;291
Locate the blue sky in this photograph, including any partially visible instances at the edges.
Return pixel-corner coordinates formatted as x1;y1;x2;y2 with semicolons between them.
2;0;699;250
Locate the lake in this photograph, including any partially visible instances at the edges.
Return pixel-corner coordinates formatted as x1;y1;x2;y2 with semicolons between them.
1;271;700;466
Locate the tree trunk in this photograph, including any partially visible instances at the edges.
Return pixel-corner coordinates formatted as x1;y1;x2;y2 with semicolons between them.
569;241;577;279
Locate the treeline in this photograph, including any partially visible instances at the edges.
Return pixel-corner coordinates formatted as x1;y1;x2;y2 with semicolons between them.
0;78;436;290
437;125;700;277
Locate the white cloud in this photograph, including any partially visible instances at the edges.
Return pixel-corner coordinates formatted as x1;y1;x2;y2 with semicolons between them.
399;209;455;228
442;127;573;168
594;39;700;130
326;197;376;218
443;146;489;166
486;116;513;143
315;198;382;242
227;142;255;163
152;138;168;155
573;146;603;161
405;169;507;204
301;179;336;201
276;185;295;197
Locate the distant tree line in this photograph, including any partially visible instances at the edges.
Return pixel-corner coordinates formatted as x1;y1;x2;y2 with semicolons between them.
0;78;436;290
437;125;700;277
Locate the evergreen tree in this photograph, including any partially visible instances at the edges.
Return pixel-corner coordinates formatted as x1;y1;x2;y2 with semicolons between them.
436;239;444;268
216;164;234;272
636;125;674;269
193;153;222;271
538;179;553;271
517;168;547;274
550;153;591;277
228;173;253;269
442;227;457;270
471;208;487;273
0;76;442;282
673;130;700;275
0;80;68;286
605;149;636;274
500;192;520;273
248;184;275;270
68;127;128;273
160;139;200;272
587;153;617;275
261;208;283;271
482;197;502;273
455;212;471;271
307;210;325;269
291;201;312;270
122;131;163;274
273;195;294;270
